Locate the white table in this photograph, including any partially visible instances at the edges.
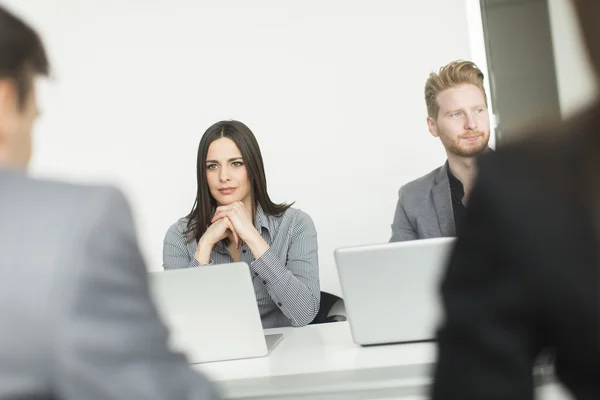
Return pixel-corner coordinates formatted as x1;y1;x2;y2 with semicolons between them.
194;322;568;400
194;321;435;399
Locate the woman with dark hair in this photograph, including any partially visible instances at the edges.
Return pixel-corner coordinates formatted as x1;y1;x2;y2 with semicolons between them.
163;120;320;328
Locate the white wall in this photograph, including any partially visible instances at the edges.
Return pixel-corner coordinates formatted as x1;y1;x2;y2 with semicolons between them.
6;0;485;296
548;0;598;118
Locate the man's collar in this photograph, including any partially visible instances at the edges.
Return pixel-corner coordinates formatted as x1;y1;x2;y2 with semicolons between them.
446;160;464;190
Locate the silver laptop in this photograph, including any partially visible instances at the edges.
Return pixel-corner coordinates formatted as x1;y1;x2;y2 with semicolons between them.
149;262;283;364
334;237;456;346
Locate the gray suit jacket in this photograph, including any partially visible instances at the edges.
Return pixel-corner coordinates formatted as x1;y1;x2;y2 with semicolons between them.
390;163;455;242
0;170;218;400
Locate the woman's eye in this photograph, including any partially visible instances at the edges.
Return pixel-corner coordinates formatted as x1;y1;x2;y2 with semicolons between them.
232;161;243;167
206;164;218;170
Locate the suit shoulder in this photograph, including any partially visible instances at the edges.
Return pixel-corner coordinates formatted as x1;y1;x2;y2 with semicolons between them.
21;175;122;200
290;207;316;228
3;173;128;219
165;217;189;238
283;206;310;220
266;206;316;236
399;166;443;195
278;207;317;242
275;206;315;226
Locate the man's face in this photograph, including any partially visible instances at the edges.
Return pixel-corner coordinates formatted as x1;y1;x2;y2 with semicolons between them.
0;79;39;170
427;84;490;158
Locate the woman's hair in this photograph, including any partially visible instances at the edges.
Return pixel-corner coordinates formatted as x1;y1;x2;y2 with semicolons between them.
185;120;293;242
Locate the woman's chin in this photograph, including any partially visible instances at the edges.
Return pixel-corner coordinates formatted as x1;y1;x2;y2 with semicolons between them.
215;197;239;206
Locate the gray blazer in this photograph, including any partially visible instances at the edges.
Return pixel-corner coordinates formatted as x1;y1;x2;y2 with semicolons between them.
390;163;456;242
0;170;218;400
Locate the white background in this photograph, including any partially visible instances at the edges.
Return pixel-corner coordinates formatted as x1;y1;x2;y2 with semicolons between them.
7;0;490;296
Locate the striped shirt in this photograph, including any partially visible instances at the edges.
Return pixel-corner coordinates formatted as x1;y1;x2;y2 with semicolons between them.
162;205;320;328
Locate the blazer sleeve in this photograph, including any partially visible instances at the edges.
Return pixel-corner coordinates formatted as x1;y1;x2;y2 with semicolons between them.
52;187;219;400
432;159;541;400
390;186;418;242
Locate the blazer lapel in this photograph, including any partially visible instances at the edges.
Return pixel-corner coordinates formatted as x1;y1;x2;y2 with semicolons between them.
432;162;456;237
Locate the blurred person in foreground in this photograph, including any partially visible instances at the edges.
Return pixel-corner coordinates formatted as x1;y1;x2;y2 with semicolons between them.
0;5;219;399
432;1;600;399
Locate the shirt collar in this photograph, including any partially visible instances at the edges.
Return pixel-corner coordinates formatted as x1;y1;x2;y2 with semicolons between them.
446;160;465;200
445;147;493;188
255;203;272;234
446;160;462;184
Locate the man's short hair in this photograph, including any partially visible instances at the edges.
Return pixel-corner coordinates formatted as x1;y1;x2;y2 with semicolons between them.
0;5;49;107
424;60;487;120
